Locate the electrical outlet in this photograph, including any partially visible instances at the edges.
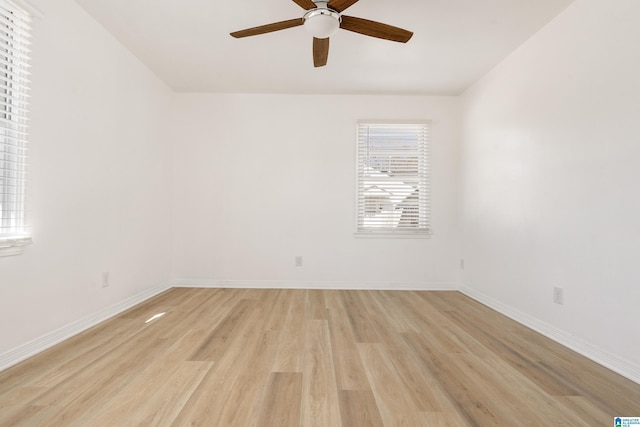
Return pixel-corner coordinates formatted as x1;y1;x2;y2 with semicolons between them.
460;259;465;270
295;256;303;267
102;272;110;288
553;287;563;305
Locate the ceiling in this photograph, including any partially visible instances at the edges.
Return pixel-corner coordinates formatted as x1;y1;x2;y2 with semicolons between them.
73;0;574;95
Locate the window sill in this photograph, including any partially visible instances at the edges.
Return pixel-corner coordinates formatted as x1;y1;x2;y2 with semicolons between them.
0;237;32;257
354;231;432;239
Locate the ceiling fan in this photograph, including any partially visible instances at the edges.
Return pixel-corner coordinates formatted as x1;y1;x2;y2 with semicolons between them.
230;0;413;68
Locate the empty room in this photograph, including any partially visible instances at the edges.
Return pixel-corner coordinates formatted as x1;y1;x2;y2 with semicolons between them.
1;0;640;425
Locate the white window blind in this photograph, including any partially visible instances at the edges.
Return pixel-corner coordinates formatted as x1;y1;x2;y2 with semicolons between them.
356;122;431;236
0;0;31;250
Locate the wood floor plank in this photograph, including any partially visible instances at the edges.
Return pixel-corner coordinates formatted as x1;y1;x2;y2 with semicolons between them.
1;288;639;426
301;320;341;426
453;353;586;426
189;298;256;361
439;302;582;397
389;291;482;354
401;331;516;426
0;316;137;395
127;361;212;426
272;290;307;372
0;404;48;427
214;330;280;426
323;289;346;313
420;411;468;427
209;298;283;426
257;372;303;427
262;289;292;331
511;327;640;415
327;308;371;391
170;298;267;425
338;390;384;427
3;330;169;425
308;289;328;320
72;361;211;427
21;319;139;390
341;291;380;343
368;290;422;333
357;291;453;413
358;343;427;426
434;291;640;416
74;327;214;426
24;289;229;398
557;395;612;426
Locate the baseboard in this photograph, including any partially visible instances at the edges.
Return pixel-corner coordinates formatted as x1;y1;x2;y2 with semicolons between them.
0;281;171;373
460;286;640;385
171;278;458;291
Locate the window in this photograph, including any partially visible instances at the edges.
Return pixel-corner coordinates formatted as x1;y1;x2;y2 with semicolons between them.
356;122;431;236
0;1;32;255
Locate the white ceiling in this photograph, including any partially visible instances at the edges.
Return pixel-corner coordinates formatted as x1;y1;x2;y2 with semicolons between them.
73;0;573;95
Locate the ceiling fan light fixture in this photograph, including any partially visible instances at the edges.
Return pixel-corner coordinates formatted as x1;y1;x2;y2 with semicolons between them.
303;9;341;39
230;0;414;68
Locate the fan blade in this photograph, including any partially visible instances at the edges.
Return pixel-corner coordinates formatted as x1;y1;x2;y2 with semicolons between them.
230;18;304;38
328;0;359;12
292;0;317;10
313;37;329;67
340;16;413;43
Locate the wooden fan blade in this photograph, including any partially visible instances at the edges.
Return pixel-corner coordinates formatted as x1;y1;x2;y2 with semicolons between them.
230;18;303;38
327;0;359;12
340;15;413;43
313;37;329;67
292;0;317;10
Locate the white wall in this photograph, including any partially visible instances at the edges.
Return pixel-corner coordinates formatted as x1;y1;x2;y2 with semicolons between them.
0;0;173;356
172;94;460;288
460;0;640;379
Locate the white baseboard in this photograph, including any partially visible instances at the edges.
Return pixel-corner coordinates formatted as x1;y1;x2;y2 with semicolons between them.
0;281;171;373
460;286;640;385
171;279;458;291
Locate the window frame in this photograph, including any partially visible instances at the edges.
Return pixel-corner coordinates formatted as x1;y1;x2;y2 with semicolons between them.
355;120;431;238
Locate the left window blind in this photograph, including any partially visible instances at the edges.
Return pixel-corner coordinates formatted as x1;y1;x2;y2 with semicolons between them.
0;0;32;254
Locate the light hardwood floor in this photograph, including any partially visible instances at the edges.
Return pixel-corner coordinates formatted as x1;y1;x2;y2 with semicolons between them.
1;288;639;426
